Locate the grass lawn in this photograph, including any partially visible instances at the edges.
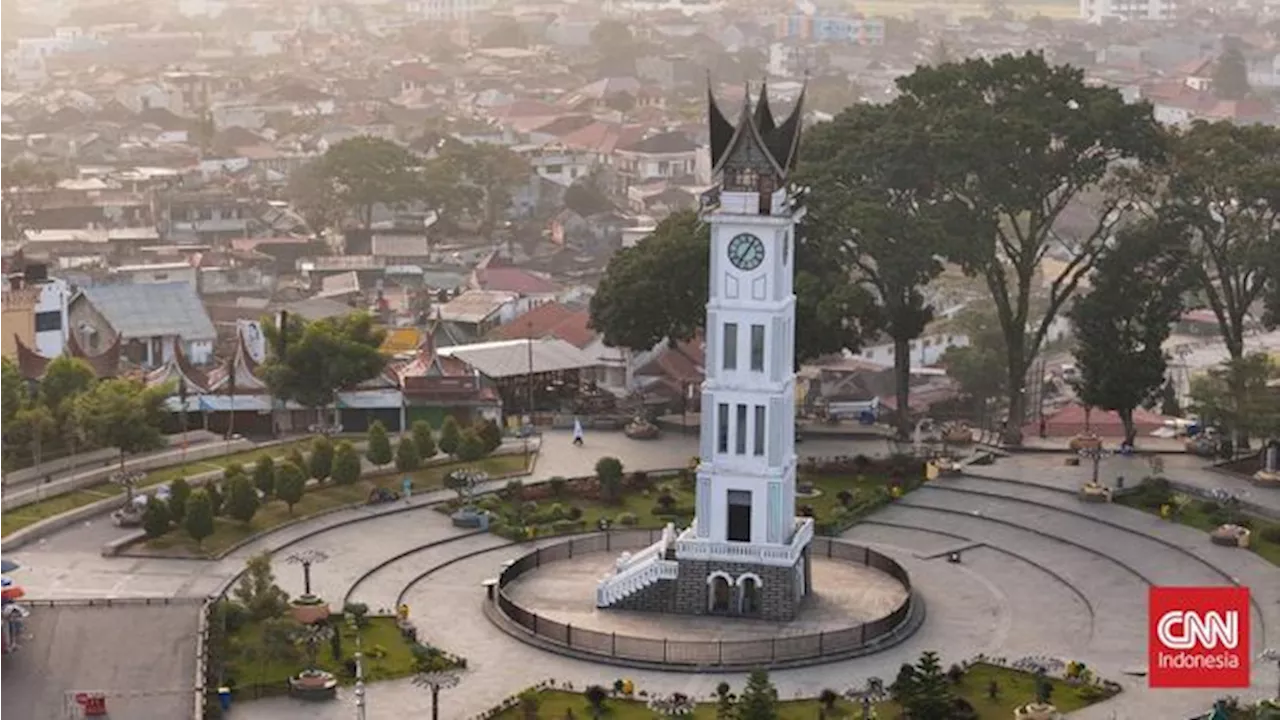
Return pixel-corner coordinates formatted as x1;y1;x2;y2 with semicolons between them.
226;615;418;696
139;454;530;557
1116;494;1280;567
475;472;900;539
0;485;124;536
487;664;1109;718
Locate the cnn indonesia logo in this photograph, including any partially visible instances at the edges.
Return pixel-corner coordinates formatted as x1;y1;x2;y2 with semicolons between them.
1149;587;1251;688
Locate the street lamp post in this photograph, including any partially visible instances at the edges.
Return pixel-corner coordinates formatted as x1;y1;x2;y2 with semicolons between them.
412;670;461;720
346;613;366;720
1076;446;1113;485
286;549;330;600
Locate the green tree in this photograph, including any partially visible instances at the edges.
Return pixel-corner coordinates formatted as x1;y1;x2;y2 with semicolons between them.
2;357;25;428
365;421;392;467
583;685;609;718
206;481;224;516
595;456;624;504
333;440;363;484
438;142;529;234
185;489;215;548
395;435;421;472
438;416;461;457
1150;121;1280;427
38;355;96;420
474;418;502;454
9;404;57;466
1213;43;1250;101
801;100;959;438
233;552;289;621
1069;219;1192;446
309;435;334;481
589;209;871;362
227;474;260;524
142;497;171;538
287;448;307;474
169;477;192;521
311;136;423;229
412;420;437;460
939;309;1008;424
895;52;1164;444
713;682;736;720
1189;354;1280;448
736;669;779;720
286;158;344;237
275;462;307;513
893;651;957;720
456;430;486;463
71;378;169;469
590;19;638;75
261;312;386;422
253;455;276;497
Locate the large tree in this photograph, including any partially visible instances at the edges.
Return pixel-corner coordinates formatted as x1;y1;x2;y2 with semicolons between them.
438;142;528;234
71;378;170;468
1069;219;1192;446
1212;42;1250;101
895;52;1165;444
588;210;872;363
801;101;958;438
939;306;1008;425
1152;121;1280;364
1189;353;1280;450
311;136;423;230
286;158;344;237
261;311;386;421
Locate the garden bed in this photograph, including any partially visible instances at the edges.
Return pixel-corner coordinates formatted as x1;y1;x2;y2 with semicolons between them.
1116;479;1280;567
450;458;923;541
134;454;530;558
482;663;1110;719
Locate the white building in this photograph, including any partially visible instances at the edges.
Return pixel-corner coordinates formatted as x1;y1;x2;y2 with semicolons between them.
1080;0;1176;21
33;277;72;358
404;0;496;22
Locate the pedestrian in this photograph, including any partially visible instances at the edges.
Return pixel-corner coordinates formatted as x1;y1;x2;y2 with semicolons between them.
572;417;585;447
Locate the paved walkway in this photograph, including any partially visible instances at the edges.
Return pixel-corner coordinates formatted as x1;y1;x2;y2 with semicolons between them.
12;432;1280;719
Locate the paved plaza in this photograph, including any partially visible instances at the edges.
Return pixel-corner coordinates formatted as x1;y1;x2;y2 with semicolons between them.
6;429;1280;719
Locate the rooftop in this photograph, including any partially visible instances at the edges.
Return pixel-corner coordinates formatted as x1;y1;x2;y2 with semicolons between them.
438;338;599;379
437;290;518;324
78;282;216;341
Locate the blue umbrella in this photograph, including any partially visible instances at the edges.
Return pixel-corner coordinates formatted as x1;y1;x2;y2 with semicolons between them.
1;559;19;574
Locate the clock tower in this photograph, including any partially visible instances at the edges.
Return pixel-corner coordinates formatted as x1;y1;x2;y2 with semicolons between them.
596;80;812;621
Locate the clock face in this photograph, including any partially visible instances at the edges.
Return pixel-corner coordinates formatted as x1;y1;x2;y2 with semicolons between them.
727;233;765;271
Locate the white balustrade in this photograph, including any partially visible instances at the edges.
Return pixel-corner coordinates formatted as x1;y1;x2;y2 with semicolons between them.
674;517;814;567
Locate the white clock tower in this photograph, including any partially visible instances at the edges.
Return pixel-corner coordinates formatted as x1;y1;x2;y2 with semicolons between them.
597;81;812;621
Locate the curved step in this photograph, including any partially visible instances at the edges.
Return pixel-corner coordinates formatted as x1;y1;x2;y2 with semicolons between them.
345;531;510;612
871;503;1147;665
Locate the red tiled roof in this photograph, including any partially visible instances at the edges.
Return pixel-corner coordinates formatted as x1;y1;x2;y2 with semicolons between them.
475;267;560;295
490;99;562;120
1025;402;1170;439
559;121;648;154
487;302;598;349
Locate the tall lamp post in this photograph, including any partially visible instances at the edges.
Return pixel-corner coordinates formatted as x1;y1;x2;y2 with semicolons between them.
412;669;461;720
286;549;330;602
346;612;367;720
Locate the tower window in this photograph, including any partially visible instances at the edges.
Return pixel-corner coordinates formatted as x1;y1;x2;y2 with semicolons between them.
727;490;752;542
754;405;766;456
723;322;738;370
750;324;765;371
717;403;729;453
736;403;748;455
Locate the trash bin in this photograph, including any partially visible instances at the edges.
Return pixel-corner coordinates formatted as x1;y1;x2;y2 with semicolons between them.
218;687;232;711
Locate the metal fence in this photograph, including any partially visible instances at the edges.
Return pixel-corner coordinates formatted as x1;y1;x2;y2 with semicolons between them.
493;531;914;668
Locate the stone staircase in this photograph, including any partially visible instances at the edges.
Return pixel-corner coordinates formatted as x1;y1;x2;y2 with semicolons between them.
596;524;679;608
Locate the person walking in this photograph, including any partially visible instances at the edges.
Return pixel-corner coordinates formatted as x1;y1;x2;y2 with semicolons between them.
572;417;585;446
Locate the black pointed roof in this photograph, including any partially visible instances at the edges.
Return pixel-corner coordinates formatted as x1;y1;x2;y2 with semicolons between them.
707;77;806;179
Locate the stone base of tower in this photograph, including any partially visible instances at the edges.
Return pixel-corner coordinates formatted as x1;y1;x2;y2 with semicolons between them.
603;548;812;621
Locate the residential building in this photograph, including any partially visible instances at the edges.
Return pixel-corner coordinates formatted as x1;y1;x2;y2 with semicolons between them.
1;286;39;360
68;282;217;367
1080;0;1177;21
613;131;701;192
404;0;496;21
779;0;885;46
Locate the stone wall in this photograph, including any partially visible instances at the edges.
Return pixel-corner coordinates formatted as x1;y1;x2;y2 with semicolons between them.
672;557;804;621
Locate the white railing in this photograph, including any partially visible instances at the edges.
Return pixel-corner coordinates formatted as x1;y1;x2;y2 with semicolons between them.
674;517;815;567
596;525;679;607
596;551;679;607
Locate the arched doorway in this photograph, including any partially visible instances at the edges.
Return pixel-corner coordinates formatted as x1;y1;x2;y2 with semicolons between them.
708;575;731;613
738;576;761;616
